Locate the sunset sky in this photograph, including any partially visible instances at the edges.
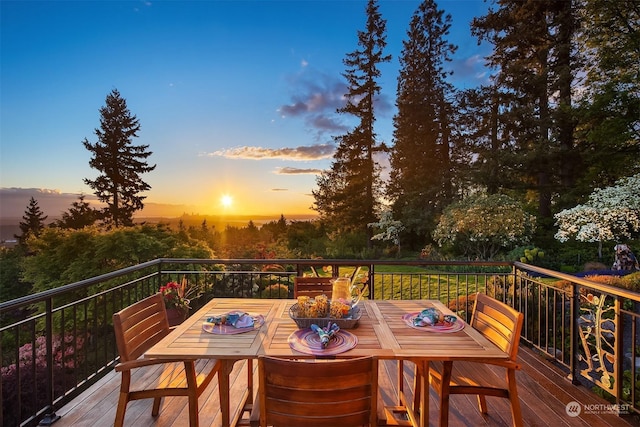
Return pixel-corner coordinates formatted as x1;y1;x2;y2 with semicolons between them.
0;0;491;219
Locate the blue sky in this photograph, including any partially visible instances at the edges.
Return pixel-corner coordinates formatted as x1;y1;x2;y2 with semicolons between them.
0;0;491;219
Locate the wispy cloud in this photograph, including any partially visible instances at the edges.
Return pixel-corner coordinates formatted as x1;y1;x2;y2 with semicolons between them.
204;143;334;161
278;68;350;135
279;65;394;136
450;54;492;87
275;167;323;175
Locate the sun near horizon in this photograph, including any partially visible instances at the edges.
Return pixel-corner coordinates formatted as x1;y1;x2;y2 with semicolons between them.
220;194;233;208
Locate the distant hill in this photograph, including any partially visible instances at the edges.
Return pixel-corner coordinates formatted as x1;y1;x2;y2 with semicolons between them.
0;213;317;244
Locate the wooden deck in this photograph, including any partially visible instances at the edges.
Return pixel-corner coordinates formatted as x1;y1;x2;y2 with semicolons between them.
52;346;635;427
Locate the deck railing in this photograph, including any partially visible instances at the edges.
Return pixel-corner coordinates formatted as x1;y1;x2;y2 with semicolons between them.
0;258;638;426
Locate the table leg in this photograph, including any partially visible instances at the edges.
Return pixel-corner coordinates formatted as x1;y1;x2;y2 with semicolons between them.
389;359;420;427
221;359;254;427
219;360;234;427
420;360;429;427
246;358;253;404
397;360;404;405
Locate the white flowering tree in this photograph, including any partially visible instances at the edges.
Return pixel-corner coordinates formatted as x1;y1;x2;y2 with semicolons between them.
433;194;536;260
368;210;405;256
554;174;640;260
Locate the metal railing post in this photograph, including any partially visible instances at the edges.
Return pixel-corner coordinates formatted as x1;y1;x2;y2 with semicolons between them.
38;297;60;425
157;259;163;293
369;264;375;300
614;296;623;405
568;283;581;385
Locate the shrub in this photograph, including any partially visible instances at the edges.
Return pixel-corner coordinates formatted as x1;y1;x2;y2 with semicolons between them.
619;272;640;292
584;261;608;271
520;247;545;264
1;333;85;426
260;283;290;298
447;293;477;321
433;193;536;260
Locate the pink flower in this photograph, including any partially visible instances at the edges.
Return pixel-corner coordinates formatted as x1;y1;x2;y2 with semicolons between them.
159;278;192;311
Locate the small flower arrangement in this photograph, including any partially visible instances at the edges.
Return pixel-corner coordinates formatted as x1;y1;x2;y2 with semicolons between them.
159;276;193;312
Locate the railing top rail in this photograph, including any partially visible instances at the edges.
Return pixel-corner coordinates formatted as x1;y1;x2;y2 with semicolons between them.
513;261;639;300
0;258;162;311
155;258;511;267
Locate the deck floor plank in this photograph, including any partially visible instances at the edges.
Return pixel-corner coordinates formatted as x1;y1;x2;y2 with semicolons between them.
51;346;637;427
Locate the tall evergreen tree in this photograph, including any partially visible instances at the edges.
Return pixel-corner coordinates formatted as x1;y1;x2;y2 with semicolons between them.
574;0;640;191
83;89;156;227
312;0;390;242
15;197;48;245
450;85;510;196
55;194;101;229
388;0;456;246
471;0;579;219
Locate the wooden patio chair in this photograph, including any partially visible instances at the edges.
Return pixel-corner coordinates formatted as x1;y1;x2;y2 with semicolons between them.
414;292;524;427
250;355;379;427
112;293;220;427
293;276;333;298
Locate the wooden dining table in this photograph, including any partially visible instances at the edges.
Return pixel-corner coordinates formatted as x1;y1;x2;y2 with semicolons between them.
144;298;509;427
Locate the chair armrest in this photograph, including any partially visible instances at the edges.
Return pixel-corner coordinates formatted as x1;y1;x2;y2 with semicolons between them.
115;357;194;372
460;359;521;370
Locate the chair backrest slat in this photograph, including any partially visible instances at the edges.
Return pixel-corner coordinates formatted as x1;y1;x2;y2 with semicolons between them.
258;355;377;427
113;293;170;362
470;293;524;361
293;277;333;299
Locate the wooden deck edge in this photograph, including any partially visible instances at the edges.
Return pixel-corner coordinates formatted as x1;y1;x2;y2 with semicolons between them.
517;344;638;427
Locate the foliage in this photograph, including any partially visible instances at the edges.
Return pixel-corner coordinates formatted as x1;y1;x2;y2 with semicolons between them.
520;247;545;264
433;193;536;260
368;209;405;253
285;220;328;258
82;89;156;227
1;333;85;427
471;0;579;219
554;174;640;258
259;283;290;299
506;246;543;264
573;0;640;195
419;244;443;261
159;277;196;312
260;215;289;240
21;224;213;294
15;196;48;246
619;272;640;292
312;0;390;241
388;0;456;244
54;194;101;229
325;230;373;259
450;87;511;198
540;239;612;272
0;246;30;302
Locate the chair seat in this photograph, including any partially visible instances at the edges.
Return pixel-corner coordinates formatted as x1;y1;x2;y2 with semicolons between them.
126;358;220;394
429;359;520;397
